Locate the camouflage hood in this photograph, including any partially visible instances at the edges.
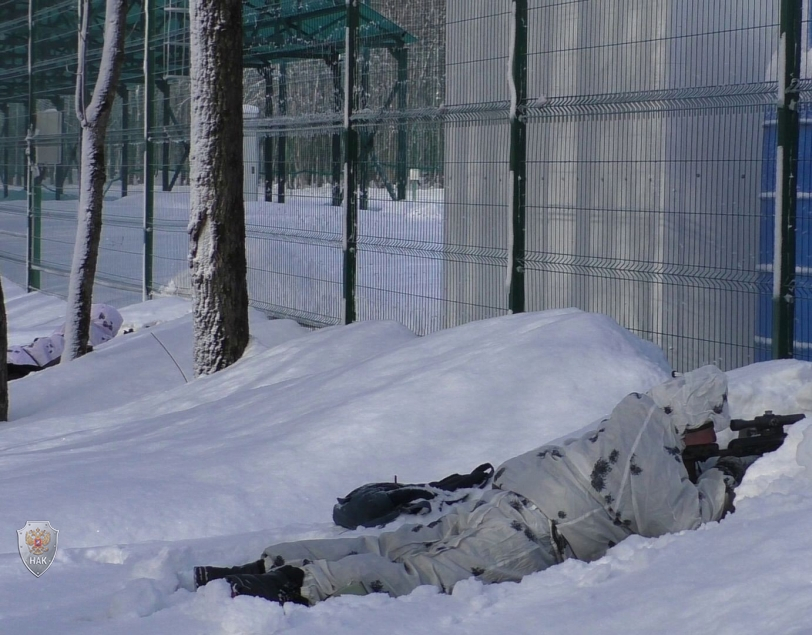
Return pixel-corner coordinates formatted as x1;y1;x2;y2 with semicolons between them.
646;365;729;433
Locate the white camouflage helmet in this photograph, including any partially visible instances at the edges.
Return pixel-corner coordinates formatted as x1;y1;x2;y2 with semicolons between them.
646;365;730;433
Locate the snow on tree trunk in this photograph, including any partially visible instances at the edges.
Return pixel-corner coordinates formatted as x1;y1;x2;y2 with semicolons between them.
189;0;249;376
62;0;127;362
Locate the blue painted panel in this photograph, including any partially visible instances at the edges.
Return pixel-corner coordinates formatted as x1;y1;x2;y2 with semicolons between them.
758;110;812;361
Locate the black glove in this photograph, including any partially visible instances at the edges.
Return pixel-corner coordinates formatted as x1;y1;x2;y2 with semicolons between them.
714;456;747;487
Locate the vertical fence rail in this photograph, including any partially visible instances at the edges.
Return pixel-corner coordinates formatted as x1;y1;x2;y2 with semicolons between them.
25;0;41;292
774;0;803;358
343;0;360;325
508;0;527;315
143;0;155;301
275;62;287;204
0;104;7;199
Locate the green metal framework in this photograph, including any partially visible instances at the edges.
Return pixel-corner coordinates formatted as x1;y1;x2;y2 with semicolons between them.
242;0;414;65
774;0;803;358
507;0;527;315
0;0;416;312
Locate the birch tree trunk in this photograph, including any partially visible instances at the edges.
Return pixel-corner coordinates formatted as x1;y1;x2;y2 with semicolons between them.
189;0;249;376
62;0;127;362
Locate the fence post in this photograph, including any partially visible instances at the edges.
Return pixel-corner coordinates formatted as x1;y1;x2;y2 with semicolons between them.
277;62;287;204
158;79;171;192
773;0;803;358
1;104;8;198
343;0;359;325
51;95;64;200
26;0;41;292
119;85;129;198
262;69;273;202
395;45;408;201
331;55;342;207
508;0;527;314
359;46;370;210
142;0;154;300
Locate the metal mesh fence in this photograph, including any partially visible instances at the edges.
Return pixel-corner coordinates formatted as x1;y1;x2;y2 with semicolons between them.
443;1;512;328
0;0;806;371
242;10;346;326
523;0;778;370
353;0;447;334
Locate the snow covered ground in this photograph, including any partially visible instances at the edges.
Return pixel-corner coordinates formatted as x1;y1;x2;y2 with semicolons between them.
1;279;811;634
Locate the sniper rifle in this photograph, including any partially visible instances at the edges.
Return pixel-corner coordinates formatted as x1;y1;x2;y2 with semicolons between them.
683;410;806;483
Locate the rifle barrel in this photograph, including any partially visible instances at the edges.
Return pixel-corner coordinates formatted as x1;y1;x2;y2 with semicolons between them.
729;413;805;432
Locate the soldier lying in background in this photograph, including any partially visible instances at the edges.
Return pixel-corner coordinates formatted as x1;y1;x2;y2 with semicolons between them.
194;365;752;606
7;304;123;380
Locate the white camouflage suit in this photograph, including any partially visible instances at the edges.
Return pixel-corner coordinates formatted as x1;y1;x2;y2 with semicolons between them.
7;304;123;369
262;366;732;604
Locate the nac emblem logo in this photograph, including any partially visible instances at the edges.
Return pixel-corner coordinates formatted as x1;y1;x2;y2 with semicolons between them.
17;521;59;577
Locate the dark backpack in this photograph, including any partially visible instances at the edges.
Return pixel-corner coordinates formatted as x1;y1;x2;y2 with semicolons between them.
332;463;494;529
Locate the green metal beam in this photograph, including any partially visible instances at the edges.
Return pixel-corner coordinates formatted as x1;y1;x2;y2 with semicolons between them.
331;53;342;207
276;63;287;204
1;104;8;198
343;0;359;325
118;84;129;197
142;0;154;301
508;0;528;315
773;0;803;359
262;68;274;203
395;46;407;201
359;45;370;211
26;0;40;291
0;1;415;97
